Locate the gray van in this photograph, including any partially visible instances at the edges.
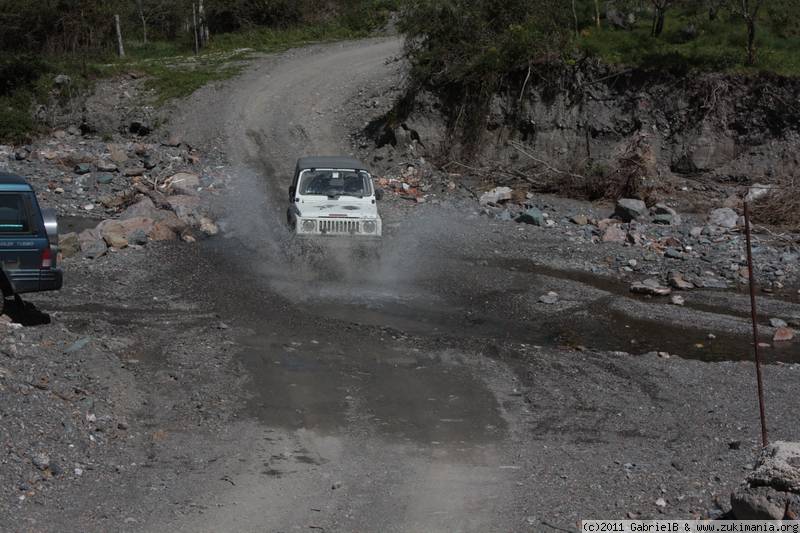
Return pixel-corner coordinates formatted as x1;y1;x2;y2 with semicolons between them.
0;172;62;315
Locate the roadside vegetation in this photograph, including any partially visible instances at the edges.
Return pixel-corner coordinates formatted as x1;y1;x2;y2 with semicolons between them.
399;0;800;145
0;0;396;142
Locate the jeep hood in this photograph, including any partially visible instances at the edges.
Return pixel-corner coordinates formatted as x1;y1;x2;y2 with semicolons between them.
298;199;379;219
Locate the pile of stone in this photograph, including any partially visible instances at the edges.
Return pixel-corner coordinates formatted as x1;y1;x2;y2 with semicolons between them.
731;441;800;520
61;173;219;260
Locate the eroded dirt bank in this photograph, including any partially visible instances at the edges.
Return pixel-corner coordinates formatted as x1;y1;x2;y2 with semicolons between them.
2;38;800;533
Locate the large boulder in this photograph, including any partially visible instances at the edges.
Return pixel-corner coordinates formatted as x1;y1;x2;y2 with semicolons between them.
731;485;788;520
59;232;80;258
169;172;201;196
652;203;682;225
731;441;800;520
167;195;203;226
78;229;108;259
614;198;647;222
121;197;161;220
709;207;739;229
479;186;513;207
516;207;545;226
97;217;157;248
749;441;800;492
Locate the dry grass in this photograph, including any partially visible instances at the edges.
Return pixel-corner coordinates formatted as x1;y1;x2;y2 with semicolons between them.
555;133;660;203
751;178;800;231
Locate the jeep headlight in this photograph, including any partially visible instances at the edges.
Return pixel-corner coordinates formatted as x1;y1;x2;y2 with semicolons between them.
362;220;377;234
301;219;317;233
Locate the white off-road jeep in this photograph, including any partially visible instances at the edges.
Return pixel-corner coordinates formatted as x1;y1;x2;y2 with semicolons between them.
287;156;383;239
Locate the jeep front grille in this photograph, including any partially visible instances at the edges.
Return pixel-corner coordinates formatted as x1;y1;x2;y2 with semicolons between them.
319;219;361;234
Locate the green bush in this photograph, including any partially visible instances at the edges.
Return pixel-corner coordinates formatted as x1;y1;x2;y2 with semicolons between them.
0;93;36;143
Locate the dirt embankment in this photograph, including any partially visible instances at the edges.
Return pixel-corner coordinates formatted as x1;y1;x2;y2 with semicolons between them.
370;62;800;203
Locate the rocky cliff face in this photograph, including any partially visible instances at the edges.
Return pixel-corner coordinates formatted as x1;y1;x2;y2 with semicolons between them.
375;62;800;188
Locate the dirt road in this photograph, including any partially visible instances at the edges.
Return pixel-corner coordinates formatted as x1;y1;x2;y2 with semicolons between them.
160;37;534;533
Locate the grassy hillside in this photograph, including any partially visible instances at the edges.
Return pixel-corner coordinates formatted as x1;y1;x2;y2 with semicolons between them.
579;8;800;76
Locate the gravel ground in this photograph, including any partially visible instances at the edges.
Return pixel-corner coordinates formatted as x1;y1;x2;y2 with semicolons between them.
1;37;799;532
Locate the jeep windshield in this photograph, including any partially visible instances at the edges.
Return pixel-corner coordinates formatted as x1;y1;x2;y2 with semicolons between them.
299;169;372;198
0;192;39;235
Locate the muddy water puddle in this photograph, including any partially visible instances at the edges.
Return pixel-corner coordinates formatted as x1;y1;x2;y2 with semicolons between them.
239;333;507;444
289;263;800;364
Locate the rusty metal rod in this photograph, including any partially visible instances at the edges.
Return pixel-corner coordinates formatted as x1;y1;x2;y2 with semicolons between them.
744;200;768;448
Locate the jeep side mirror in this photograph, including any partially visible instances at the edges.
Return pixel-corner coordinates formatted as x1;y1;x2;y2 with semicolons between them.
42;208;59;245
288;186;296;201
375;188;384;201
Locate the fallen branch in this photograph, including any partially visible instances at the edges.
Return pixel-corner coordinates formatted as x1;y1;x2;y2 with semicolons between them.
509;141;587;181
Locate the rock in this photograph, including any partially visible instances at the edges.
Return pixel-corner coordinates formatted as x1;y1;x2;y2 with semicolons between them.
668;272;694;290
516;207;545;226
150;223;178;241
121;197;160;219
670;295;685;306
167;195;203;225
664;248;685;260
79;231;108;259
74;163;92;175
96;160;118;172
163;134;182;147
747;183;773;203
571;214;589;226
749;441;800;492
124;167;146;177
689;227;703;238
49;462;63;476
169;172;201;196
614;198;647;222
59;232;80;258
770;318;788;328
539;291;559;304
127;229;148;246
773;327;795;342
652;203;682;225
129;120;152;136
495;209;513;222
32;453;50;470
601;225;627;243
655;497;667;508
198;217;219;236
54;74;72;86
108;146;128;164
96;173;114;185
479;186;513;206
631;279;671;296
606;4;629;29
709;207;739;229
98;221;129;249
701;277;729;289
731;486;787;520
142;155;159;170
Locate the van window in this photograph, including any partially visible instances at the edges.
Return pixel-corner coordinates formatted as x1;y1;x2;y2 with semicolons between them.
0;193;37;235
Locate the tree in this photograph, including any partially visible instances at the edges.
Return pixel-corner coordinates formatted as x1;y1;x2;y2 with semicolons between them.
729;0;764;65
594;0;602;27
650;0;675;36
